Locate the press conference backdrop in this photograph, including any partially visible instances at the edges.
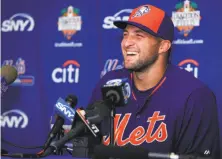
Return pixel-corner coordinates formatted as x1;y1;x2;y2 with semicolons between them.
1;0;222;154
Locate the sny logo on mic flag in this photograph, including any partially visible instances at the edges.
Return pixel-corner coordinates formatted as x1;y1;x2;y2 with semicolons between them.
54;98;76;122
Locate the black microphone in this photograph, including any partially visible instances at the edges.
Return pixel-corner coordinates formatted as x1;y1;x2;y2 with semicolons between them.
4;95;79;159
101;78;131;145
43;95;78;151
1;65;18;96
41;100;110;157
93;145;212;159
101;78;131;107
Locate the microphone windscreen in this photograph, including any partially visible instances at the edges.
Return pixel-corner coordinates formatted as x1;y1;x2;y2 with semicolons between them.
1;65;18;85
66;94;78;108
93;145;149;159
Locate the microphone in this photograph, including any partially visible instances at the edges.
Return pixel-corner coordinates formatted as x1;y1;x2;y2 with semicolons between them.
41;100;110;157
101;78;131;106
75;108;100;137
93;145;212;159
73;100;111;137
43;95;78;151
101;78;131;145
1;65;18;96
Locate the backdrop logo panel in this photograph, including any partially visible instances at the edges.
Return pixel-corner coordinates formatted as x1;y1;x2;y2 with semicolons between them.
2;58;35;86
1;13;35;32
100;59;123;78
172;0;203;45
178;59;199;78
1;109;29;129
52;60;80;84
54;5;83;48
103;9;132;29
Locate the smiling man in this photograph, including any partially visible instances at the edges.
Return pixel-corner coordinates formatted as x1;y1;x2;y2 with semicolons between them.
89;4;220;158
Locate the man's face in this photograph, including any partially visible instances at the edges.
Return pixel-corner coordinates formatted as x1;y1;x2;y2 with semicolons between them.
121;25;161;71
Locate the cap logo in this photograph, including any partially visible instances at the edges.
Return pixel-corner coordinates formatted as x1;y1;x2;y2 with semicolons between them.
132;6;150;18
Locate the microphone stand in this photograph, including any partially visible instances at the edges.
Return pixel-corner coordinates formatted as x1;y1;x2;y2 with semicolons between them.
109;100;116;146
55;128;64;155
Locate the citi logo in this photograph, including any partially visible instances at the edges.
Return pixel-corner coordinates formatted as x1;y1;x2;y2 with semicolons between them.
103;9;132;29
1;13;35;32
178;59;199;78
52;60;80;83
1;109;28;128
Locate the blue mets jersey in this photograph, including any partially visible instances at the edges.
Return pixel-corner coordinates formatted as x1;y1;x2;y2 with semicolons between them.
88;64;220;158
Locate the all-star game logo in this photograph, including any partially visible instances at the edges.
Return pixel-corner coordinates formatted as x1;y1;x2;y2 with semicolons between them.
172;0;204;45
54;5;83;48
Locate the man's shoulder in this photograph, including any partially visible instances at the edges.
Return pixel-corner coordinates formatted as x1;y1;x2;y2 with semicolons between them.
166;64;212;94
165;64;216;112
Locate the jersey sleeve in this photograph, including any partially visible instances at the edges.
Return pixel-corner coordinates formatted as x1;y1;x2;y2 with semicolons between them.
174;86;220;158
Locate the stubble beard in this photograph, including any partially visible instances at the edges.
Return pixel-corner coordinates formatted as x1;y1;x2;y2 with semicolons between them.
124;53;159;72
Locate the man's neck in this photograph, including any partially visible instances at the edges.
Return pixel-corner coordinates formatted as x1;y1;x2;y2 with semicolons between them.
133;61;168;91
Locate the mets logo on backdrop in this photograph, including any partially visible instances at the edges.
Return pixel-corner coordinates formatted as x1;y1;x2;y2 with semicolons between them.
178;59;199;78
55;6;83;48
172;0;204;45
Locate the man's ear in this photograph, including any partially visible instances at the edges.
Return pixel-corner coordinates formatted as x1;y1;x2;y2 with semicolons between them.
158;40;171;54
